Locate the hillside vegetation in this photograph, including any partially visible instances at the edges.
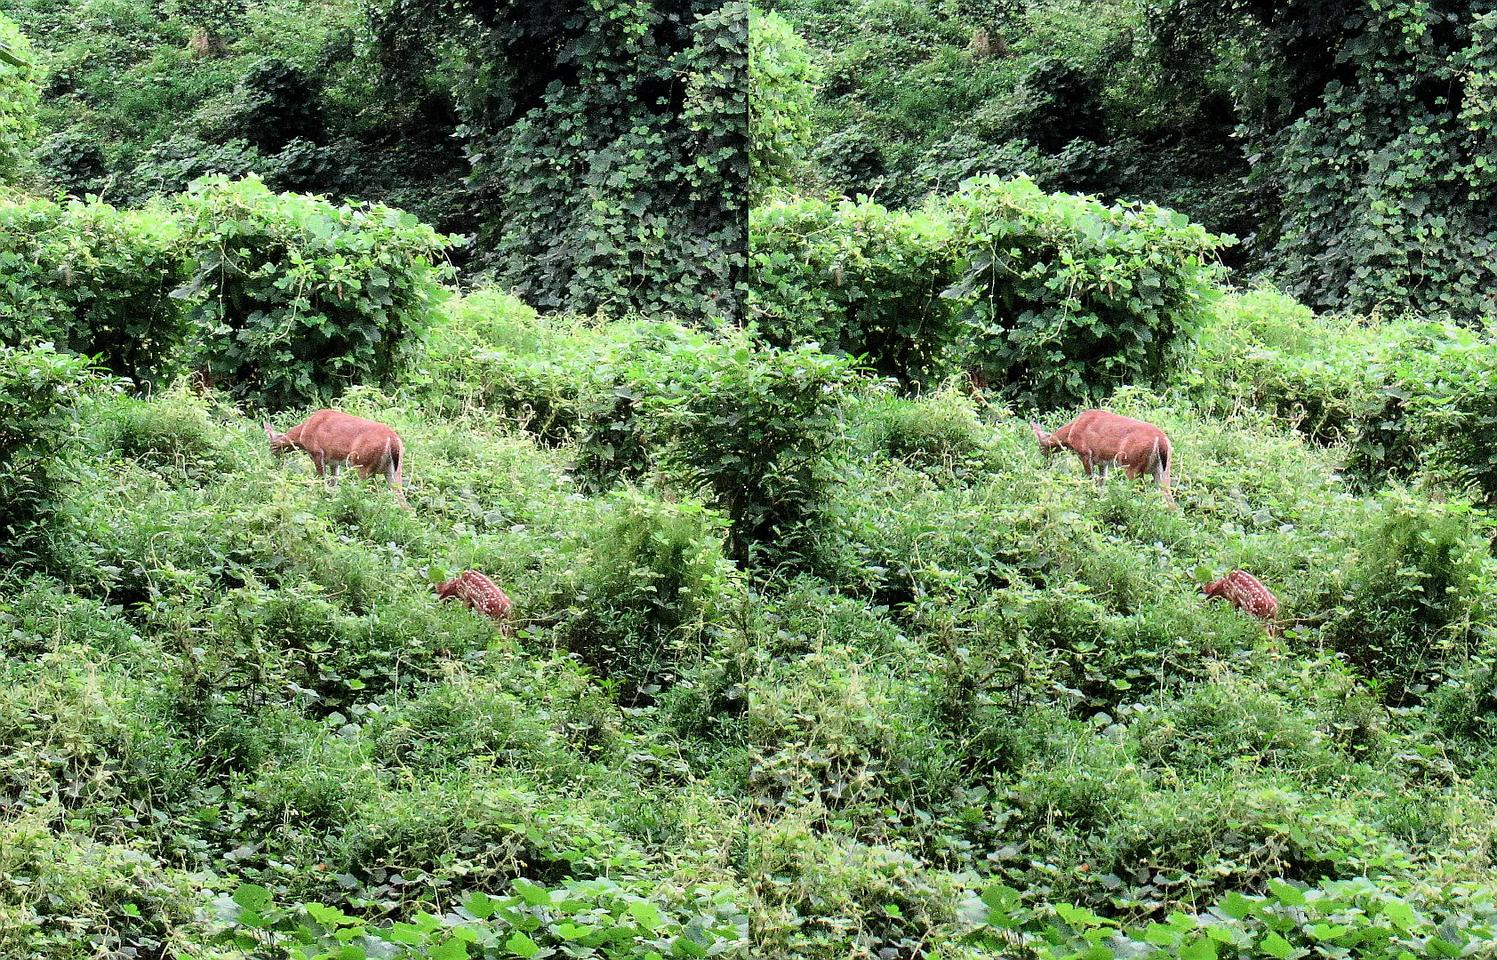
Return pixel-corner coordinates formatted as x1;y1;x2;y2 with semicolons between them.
2;1;1497;958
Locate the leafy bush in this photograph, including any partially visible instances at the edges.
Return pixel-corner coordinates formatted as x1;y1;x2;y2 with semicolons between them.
561;490;735;698
0;343;90;564
214;878;748;959
750;6;816;200
750;194;959;384
940;175;1228;407
625;331;856;562
0;195;187;385
0;14;38;184
1348;323;1497;504
175;175;453;409
751;177;1228;404
1324;488;1495;701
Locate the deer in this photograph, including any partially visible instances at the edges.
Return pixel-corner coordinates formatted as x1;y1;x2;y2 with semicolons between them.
1202;570;1280;636
263;409;408;507
1031;409;1175;506
435;571;514;634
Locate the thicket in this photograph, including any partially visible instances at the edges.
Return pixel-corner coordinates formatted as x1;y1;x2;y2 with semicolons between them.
0;13;38;183
367;0;750;318
176;176;454;408
751;176;1227;405
0;194;186;385
763;0;1497;318
0;178;454;407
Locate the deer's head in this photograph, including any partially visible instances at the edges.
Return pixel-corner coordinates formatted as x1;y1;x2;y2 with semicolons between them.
263;423;295;455
1031;422;1060;456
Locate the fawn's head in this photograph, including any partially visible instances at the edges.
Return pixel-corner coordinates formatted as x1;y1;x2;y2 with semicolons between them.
433;579;458;600
263;423;295;456
1201;579;1225;599
1031;422;1061;456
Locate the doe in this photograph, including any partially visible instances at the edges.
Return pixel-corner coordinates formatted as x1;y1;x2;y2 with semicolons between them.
1032;409;1174;506
264;409;408;507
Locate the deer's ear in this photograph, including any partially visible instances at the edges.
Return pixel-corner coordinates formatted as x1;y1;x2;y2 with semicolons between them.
1030;422;1046;439
262;422;276;438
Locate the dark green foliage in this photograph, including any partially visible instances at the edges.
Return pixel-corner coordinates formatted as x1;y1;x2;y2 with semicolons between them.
1243;2;1497;317
752;177;1227;405
560;490;734;698
0;195;187;385
175;176;454;409
372;0;750;319
0;343;90;564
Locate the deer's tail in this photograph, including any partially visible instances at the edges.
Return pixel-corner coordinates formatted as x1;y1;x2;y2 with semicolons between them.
386;438;409;508
1154;438;1175;506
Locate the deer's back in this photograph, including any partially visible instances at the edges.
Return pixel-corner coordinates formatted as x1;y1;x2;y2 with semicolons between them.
1215;571;1279;620
289;410;400;463
1057;409;1168;462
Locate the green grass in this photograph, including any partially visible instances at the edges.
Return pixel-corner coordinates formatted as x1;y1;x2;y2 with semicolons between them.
3;285;1497;957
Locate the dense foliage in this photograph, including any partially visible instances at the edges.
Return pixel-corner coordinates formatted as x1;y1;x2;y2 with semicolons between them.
763;0;1497;318
751;177;1227;405
0;194;186;385
0;13;38;183
0;343;89;564
368;0;750;318
176;176;454;408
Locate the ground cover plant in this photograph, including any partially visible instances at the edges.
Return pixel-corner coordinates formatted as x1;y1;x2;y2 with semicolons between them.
5;2;1497;956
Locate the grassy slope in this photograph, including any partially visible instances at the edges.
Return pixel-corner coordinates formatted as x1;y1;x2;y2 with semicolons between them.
3;289;1496;955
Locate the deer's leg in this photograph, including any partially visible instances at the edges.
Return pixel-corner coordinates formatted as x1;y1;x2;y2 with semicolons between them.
328;462;342;487
309;450;326;478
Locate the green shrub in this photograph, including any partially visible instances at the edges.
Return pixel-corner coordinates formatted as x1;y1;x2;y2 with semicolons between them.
175;175;453;409
849;382;989;475
561;490;735;698
749;194;959;384
750;817;967;959
0;195;187;385
941;175;1228;407
0;343;91;564
0;811;207;959
418;288;627;442
968;876;1497;960
1324;488;1495;701
86;385;232;477
750;177;1228;404
1186;289;1380;445
1348;322;1497;504
626;330;856;562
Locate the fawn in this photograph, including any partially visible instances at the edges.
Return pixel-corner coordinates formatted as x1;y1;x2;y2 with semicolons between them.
1032;409;1175;505
1202;570;1280;636
435;571;514;634
263;409;408;506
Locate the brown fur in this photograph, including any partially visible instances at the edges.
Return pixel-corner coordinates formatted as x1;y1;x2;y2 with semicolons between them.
435;571;514;634
1203;570;1281;635
1032;409;1174;506
264;409;407;507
